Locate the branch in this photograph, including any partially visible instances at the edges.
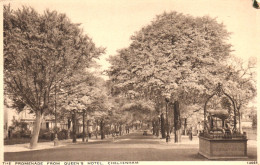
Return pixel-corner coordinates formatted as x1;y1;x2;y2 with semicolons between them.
8;78;38;111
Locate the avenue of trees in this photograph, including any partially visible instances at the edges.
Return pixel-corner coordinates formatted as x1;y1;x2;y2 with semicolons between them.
108;12;256;142
4;5;256;148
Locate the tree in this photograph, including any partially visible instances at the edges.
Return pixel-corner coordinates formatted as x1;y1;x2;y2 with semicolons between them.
4;5;104;148
108;11;233;142
60;69;110;142
222;56;257;133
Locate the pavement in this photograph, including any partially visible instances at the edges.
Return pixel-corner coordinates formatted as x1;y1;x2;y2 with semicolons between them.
4;136;113;153
4;131;257;152
4;131;257;161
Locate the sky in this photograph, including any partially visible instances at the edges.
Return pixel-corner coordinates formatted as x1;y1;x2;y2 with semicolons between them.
4;0;259;72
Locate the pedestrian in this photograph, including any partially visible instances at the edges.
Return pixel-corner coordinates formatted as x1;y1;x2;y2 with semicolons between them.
196;122;202;136
189;127;193;141
8;129;11;139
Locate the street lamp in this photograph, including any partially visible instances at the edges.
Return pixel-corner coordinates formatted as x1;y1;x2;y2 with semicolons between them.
165;98;170;143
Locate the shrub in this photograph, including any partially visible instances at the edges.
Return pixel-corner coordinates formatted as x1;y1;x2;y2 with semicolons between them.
20;130;31;138
76;133;83;138
12;131;21;138
58;129;68;140
53;126;60;133
39;129;54;140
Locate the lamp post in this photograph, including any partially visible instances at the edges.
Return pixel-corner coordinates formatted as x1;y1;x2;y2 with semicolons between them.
165;98;170;143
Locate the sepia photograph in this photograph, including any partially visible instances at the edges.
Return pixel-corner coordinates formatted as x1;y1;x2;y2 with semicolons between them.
1;0;258;163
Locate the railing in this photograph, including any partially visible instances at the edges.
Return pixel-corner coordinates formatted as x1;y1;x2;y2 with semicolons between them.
199;132;247;139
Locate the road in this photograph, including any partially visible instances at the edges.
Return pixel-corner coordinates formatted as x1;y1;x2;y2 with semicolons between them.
4;131;257;161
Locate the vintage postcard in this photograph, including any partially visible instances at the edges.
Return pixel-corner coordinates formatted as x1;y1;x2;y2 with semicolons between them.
1;0;259;164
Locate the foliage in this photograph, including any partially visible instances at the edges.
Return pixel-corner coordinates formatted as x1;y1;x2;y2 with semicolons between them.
11;120;28;130
108;11;257;136
10;120;31;138
4;4;104;148
108;11;233;123
4;5;104;116
223;56;257;113
39;129;54;140
59;70;112;141
221;56;257;131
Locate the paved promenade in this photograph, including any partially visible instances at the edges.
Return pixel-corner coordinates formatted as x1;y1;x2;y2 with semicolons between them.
4;131;257;161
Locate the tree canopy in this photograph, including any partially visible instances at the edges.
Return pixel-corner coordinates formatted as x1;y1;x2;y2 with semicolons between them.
4;5;104;148
4;5;104;115
109;12;233;104
108;11;256;134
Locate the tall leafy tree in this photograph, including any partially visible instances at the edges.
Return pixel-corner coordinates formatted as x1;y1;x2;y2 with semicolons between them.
109;12;234;142
4;5;104;148
60;70;110;141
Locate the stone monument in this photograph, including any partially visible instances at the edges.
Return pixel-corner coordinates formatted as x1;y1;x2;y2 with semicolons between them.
199;83;247;159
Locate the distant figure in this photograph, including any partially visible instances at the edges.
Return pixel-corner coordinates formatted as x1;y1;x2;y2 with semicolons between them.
197;122;203;135
8;129;11;139
189;127;193;141
125;125;129;134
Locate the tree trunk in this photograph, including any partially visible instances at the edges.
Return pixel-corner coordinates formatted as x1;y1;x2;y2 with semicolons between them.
161;113;166;139
30;111;43;149
184;118;187;135
119;124;122;136
72;111;77;143
114;124;117;135
67;118;71;139
86;119;89;142
174;101;181;143
175;129;182;143
95;120;98;139
156;120;159;137
110;124;112;136
100;119;105;139
82;111;85;142
238;111;243;133
152;121;155;135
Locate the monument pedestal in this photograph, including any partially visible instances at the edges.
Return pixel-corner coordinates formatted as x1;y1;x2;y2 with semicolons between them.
199;136;247;159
